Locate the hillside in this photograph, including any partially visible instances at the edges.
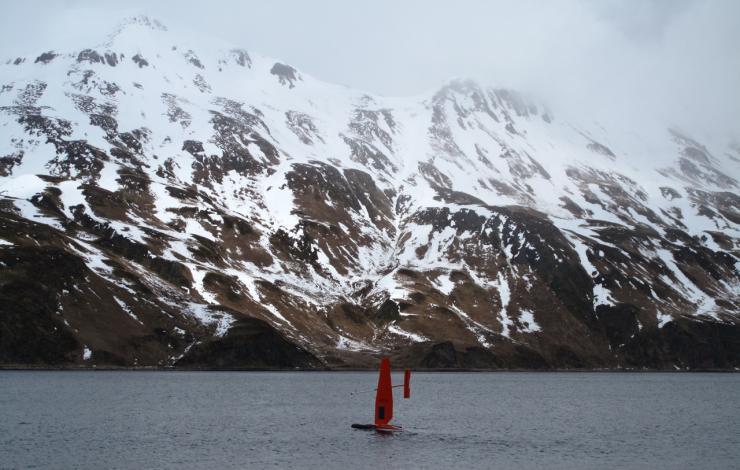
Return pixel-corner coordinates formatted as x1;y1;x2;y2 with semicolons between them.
1;15;738;369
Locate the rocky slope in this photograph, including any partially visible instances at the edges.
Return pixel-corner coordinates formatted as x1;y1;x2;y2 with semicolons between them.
1;16;738;369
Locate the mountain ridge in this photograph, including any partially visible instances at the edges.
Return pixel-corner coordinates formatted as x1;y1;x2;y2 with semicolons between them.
0;15;738;370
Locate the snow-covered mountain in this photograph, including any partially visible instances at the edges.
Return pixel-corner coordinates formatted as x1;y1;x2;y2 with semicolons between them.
1;15;738;369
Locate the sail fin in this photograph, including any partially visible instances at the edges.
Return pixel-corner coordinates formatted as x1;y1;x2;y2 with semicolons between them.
374;357;393;426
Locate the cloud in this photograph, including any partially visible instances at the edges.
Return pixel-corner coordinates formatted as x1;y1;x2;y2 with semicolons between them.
1;0;737;141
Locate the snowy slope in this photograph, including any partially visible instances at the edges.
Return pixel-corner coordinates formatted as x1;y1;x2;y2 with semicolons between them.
0;15;738;369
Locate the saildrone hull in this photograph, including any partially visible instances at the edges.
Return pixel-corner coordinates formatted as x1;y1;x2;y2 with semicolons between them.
374;358;394;426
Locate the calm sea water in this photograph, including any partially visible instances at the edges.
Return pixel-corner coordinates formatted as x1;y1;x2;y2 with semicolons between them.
0;371;738;469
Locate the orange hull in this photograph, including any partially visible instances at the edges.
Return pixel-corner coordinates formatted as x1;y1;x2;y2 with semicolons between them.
374;357;393;426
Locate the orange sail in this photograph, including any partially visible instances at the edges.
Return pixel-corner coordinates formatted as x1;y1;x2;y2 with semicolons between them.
374;357;393;426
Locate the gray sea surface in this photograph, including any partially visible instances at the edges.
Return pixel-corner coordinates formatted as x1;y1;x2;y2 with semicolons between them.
0;371;738;469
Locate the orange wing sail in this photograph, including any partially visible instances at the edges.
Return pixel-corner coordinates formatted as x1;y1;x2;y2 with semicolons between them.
374;357;393;426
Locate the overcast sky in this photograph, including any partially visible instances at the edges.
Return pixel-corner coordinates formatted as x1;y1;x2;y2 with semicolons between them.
1;0;738;140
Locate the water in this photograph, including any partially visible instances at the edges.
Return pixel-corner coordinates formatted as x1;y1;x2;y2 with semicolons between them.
0;372;738;469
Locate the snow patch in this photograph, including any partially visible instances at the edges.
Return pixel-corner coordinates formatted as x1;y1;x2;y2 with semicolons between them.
433;272;456;295
656;310;672;328
186;303;234;337
113;296;143;325
518;309;541;333
336;335;375;351
493;271;513;338
387;323;428;342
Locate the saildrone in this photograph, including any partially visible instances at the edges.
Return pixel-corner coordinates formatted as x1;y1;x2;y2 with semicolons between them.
351;358;411;432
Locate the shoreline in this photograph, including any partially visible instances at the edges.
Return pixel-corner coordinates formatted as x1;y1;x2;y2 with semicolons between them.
1;365;738;372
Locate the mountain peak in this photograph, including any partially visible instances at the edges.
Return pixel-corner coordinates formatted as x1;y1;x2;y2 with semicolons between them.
110;14;168;35
100;14;169;47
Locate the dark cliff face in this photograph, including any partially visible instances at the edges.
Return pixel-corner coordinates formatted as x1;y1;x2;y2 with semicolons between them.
0;16;738;370
174;318;323;370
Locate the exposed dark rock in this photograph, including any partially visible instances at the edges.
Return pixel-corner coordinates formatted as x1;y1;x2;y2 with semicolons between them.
587;141;617;160
34;51;58;64
660;186;681;200
286;111;323;145
77;49;106;64
193;74;211;93
175;317;322;369
619;319;740;370
0;151;23;177
270;63;300;88
184;50;203;69
420;342;458;368
229;48;251;67
132;54;149;68
161;93;191;127
0;247;82;365
373;299;401;324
